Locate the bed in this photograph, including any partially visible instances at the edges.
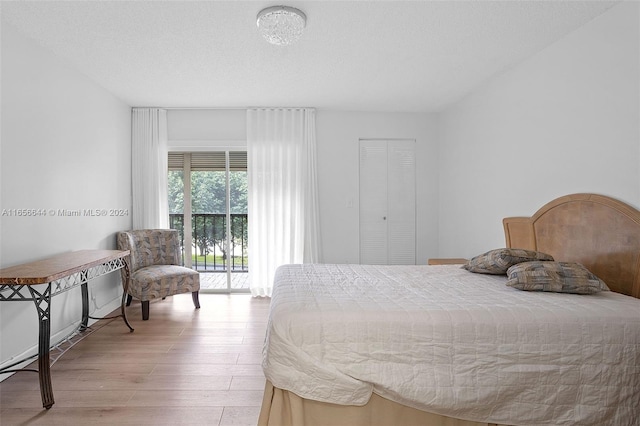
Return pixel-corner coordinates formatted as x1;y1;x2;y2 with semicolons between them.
258;193;640;426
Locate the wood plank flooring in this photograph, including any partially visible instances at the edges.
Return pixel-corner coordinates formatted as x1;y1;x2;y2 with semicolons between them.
0;293;271;425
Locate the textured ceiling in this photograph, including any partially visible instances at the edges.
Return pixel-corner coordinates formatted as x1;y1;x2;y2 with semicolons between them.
1;1;620;112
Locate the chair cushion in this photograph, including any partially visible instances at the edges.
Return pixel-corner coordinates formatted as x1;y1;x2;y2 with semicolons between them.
130;265;200;300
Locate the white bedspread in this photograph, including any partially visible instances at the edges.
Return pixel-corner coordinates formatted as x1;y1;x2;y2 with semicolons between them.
262;264;640;426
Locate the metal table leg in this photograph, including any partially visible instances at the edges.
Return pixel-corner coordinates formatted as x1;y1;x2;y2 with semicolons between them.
121;261;134;332
27;284;55;409
81;271;89;330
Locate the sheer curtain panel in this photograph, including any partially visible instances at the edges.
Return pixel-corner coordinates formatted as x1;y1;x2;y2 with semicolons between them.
247;108;321;297
131;108;169;229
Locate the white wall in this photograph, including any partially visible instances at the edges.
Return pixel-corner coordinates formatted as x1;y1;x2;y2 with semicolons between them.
167;109;246;144
0;23;132;375
316;111;439;264
437;1;640;258
167;109;439;265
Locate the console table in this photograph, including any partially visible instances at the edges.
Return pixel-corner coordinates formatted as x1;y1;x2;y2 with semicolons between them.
0;250;133;409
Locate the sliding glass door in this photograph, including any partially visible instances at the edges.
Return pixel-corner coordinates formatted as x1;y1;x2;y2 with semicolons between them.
168;151;248;292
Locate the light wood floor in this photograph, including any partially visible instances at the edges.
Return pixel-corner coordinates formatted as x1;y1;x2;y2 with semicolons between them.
0;293;271;425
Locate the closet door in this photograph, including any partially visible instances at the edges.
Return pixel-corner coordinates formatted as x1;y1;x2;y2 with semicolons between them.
359;140;389;264
359;140;416;265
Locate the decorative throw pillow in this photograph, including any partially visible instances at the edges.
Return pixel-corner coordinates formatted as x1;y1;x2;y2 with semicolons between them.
462;248;554;275
506;261;609;294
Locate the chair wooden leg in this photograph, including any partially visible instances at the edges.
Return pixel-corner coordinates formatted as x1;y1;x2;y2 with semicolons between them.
141;301;150;320
126;294;133;307
192;291;200;309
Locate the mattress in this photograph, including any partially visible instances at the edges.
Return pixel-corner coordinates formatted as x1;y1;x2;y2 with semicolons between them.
262;264;640;426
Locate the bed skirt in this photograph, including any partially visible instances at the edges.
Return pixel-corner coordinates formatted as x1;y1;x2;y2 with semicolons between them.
258;381;502;426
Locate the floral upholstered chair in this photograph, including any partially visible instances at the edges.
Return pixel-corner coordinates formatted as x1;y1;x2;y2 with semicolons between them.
117;229;200;320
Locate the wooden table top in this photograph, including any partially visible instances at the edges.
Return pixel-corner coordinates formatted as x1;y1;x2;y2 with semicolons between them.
0;250;129;285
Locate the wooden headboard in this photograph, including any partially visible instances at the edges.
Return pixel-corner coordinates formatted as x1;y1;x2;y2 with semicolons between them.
503;193;640;299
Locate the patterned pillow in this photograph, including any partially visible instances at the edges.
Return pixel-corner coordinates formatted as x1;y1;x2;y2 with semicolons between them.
462;248;554;275
506;261;610;294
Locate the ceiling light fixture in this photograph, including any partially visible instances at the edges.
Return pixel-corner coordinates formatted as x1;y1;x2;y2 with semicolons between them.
256;6;306;46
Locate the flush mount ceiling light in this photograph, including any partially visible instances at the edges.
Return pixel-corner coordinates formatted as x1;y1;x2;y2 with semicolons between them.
256;6;306;46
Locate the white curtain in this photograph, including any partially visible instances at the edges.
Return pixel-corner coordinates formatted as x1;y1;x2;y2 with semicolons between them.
131;108;169;230
247;108;322;297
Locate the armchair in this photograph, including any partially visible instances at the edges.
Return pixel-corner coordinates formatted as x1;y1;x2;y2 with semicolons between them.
117;229;200;320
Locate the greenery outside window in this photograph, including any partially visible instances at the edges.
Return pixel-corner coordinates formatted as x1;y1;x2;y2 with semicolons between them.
168;151;248;292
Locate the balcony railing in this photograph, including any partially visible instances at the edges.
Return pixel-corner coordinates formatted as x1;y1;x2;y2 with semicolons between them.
169;213;248;272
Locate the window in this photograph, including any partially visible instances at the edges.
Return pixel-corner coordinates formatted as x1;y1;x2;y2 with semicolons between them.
168;151;248;292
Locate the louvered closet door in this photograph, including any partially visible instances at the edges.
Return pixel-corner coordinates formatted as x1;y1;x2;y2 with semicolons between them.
359;140;416;265
387;141;416;264
359;140;388;264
